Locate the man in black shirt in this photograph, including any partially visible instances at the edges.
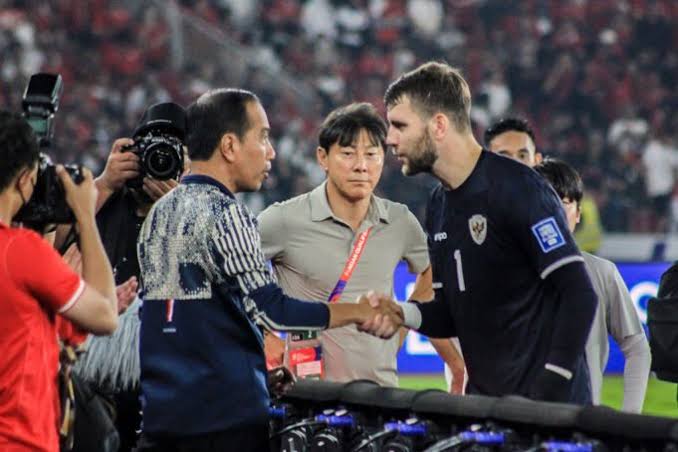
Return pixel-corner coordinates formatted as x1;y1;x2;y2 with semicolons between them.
367;62;598;403
94;137;181;285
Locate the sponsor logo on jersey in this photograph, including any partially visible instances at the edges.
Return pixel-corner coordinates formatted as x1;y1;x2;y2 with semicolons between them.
468;214;487;245
433;232;447;242
531;217;565;253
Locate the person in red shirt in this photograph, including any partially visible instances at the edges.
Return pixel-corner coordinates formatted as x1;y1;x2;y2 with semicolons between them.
0;111;118;452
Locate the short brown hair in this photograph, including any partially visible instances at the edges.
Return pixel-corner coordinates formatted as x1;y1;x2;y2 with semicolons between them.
384;62;471;132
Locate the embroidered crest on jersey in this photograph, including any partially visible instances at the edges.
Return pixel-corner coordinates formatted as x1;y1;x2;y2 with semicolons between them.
468;214;487;245
531;217;565;253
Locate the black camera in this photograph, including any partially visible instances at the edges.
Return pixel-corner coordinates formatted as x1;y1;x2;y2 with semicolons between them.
15;73;83;227
15;154;83;226
125;102;186;189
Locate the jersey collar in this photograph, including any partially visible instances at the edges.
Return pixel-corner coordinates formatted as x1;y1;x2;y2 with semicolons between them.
446;150;489;196
181;174;235;199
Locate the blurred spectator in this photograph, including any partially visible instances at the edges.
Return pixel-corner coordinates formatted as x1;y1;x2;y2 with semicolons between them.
480;71;512;122
642;129;678;232
408;0;443;38
608;106;648;156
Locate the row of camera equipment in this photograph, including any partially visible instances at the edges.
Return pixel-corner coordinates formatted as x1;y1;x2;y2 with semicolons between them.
14;72;186;229
270;379;678;452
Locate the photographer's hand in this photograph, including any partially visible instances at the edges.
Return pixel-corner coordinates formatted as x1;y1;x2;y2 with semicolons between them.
143;177;178;203
95;138;139;211
58;166;97;222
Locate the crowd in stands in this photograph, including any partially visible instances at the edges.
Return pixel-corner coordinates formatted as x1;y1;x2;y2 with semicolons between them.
2;0;677;232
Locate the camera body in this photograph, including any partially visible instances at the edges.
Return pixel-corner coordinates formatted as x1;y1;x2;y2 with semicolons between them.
15;154;83;226
124;102;187;189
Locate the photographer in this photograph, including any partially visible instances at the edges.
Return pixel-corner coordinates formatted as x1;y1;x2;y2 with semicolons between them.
93;136;183;284
0;111;117;452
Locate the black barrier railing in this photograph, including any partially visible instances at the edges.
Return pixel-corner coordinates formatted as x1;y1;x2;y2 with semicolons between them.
272;379;678;451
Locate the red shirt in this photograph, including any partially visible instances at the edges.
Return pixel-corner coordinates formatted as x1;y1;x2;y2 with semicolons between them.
0;223;84;452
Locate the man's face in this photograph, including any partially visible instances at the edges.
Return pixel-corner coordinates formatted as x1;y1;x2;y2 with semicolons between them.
386;96;438;176
234;101;275;192
561;197;581;232
318;128;384;203
488;130;541;167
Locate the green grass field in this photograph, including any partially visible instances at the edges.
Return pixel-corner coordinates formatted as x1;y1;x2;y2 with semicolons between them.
399;374;678;418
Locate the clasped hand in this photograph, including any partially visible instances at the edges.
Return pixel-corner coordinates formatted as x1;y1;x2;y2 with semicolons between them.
356;291;404;339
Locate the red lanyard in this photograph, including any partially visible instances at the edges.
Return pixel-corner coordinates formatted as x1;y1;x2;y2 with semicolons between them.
328;227;372;303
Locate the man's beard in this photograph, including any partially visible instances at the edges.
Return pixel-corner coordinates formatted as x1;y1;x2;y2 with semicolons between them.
402;129;438;176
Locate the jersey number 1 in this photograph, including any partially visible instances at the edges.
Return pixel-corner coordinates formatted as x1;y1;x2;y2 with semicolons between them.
454;249;466;292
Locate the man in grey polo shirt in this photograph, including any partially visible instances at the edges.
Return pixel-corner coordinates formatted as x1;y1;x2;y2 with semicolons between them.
258;102;465;388
534;158;651;412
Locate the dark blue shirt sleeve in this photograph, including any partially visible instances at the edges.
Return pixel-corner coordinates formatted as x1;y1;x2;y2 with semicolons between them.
502;171;584;279
544;262;598;370
414;189;457;338
411;297;458;338
501;169;595;372
249;283;330;331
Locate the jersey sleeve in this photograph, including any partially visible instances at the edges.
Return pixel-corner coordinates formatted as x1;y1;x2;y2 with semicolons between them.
402;209;430;275
603;261;644;340
248;283;330;331
413;190;457;338
257;203;287;262
211;202;276;295
7;230;84;313
501;172;583;279
56;316;89;346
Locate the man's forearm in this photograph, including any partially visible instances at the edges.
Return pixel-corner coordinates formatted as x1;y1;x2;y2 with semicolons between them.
94;177;115;213
621;333;651;413
398;327;409;349
77;216;116;306
545;262;598;371
328;303;372;328
430;338;464;372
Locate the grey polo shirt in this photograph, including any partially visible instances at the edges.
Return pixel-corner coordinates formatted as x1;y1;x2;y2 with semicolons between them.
258;182;430;387
582;252;645;404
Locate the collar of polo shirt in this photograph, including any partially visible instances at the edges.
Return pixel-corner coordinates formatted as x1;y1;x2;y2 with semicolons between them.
309;181;390;225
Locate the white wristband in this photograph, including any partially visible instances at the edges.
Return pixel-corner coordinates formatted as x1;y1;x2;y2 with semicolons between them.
401;302;422;330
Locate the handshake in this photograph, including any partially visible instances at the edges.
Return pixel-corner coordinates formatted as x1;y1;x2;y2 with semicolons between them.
354;292;405;339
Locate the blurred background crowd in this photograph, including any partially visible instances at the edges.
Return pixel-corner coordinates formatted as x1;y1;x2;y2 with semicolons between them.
1;0;677;233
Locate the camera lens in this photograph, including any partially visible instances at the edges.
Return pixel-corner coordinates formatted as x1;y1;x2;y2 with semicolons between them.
144;140;181;180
